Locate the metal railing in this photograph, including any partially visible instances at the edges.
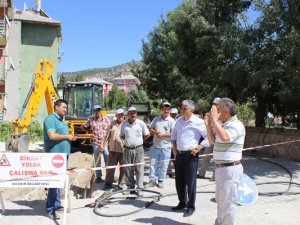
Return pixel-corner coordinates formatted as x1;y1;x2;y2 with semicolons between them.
0;93;7;122
0;66;5;80
0;15;10;39
0;48;14;81
0;19;5;35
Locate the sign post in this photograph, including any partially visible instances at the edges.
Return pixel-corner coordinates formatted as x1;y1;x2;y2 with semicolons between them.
0;153;67;223
0;191;5;214
63;174;69;225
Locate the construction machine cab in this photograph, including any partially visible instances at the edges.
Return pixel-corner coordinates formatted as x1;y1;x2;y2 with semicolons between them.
63;81;105;145
63;81;104;119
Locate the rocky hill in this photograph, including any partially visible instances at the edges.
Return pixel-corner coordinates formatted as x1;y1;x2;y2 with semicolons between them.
61;61;141;82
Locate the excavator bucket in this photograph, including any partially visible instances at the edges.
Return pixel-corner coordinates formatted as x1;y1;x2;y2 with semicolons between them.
6;133;30;152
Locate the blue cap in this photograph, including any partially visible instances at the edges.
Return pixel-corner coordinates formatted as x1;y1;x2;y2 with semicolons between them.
93;105;103;110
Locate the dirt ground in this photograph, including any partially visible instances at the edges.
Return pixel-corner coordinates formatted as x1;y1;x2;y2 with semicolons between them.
0;143;95;201
1;143;300;225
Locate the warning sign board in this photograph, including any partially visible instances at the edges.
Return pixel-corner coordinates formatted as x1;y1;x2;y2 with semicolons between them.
0;153;66;188
0;154;11;166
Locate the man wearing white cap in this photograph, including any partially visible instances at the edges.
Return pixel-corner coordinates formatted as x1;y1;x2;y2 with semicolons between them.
197;97;221;181
121;106;150;195
82;104;111;183
167;107;179;178
170;108;179;120
146;102;176;189
103;109;125;190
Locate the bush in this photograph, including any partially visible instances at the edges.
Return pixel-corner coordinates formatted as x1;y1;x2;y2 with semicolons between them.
236;103;255;127
0;121;43;143
28;121;43;143
0;121;13;142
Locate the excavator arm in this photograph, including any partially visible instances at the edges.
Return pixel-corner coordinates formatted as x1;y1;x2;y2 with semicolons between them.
13;59;58;134
6;59;104;152
7;59;59;152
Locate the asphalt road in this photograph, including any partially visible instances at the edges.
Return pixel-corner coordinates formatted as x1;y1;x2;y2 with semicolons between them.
1;149;300;225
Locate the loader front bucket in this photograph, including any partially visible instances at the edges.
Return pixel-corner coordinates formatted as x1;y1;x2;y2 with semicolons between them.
6;133;30;152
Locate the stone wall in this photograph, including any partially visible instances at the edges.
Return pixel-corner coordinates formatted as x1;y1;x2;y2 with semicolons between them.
244;127;300;161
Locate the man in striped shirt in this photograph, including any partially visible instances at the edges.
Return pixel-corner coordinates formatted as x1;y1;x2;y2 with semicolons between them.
205;98;245;225
82;105;111;183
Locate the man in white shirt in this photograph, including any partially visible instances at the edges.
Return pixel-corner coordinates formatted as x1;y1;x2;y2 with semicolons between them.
171;100;209;217
120;106;150;195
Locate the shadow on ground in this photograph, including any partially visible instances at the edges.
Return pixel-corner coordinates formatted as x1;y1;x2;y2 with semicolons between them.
133;216;191;225
5;200;44;216
241;155;300;180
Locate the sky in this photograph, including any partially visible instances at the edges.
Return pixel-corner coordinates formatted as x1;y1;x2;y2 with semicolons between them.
14;0;182;72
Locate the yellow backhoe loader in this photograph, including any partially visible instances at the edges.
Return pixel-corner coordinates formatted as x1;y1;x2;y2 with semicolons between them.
6;59;105;152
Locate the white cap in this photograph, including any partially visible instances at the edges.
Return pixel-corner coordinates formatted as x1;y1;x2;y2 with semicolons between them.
170;108;178;114
162;102;171;107
116;108;124;114
128;106;137;112
213;97;221;104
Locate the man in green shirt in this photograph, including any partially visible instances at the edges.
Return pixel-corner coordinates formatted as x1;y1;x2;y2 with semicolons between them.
43;99;77;220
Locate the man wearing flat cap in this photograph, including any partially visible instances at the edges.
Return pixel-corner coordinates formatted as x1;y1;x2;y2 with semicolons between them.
146;102;176;189
167;107;179;178
82;104;111;183
120;106;150;195
103;108;126;190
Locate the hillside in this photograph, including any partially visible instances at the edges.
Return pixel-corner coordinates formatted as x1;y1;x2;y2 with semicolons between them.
61;61;141;82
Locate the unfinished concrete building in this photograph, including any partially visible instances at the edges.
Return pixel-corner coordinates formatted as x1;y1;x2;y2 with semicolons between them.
0;0;62;123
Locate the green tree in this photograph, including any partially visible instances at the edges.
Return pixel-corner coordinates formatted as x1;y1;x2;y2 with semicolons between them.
241;0;300;127
127;88;149;102
236;102;255;127
107;84;129;110
75;73;85;82
136;0;250;107
137;0;300;128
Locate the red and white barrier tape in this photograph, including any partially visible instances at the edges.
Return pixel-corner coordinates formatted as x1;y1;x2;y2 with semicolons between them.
68;139;300;173
1;139;299;182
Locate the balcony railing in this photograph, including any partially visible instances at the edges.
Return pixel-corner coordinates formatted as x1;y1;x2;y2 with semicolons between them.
0;66;5;80
0;92;7;122
0;15;10;45
0;19;5;35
